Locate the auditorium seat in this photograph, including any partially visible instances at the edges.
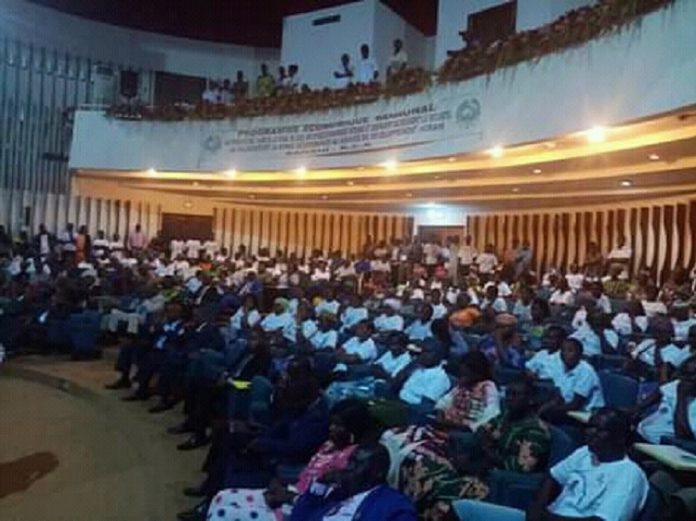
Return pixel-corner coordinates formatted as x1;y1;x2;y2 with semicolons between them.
598;370;639;409
487;425;576;510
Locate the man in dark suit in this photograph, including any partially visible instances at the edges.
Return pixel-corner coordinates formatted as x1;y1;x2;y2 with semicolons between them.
116;300;187;401
149;304;224;413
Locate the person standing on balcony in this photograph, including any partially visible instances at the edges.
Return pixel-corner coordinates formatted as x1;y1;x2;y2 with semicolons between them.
356;44;378;84
333;53;354;89
386;38;408;77
232;71;249;101
256;63;275;98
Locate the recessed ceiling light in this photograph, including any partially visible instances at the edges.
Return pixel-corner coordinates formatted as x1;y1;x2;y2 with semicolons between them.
294;166;307;176
192;181;199;187
585;126;607;143
532;168;542;174
146;168;157;175
487;145;504;158
648;154;660;161
543;142;556;149
346;180;355;186
321;195;328;200
357;166;365;171
511;187;520;193
434;175;441;180
620;180;633;187
249;194;256;199
381;160;398;171
406;193;413;198
183;201;193;209
224;169;237;178
447;157;456;162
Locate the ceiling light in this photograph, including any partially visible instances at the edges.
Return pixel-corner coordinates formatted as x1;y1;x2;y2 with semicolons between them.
249;194;256;199
648;154;660;161
543;142;556;149
487;145;504;158
146;168;157;176
511;187;520;193
620;180;633;187
346;180;355;186
448;157;456;162
294;166;307;176
224;169;237;178
406;193;413;198
381;160;398;171
321;195;328;200
183;201;193;209
434;175;441;180
585;126;607;143
192;181;199;187
532;168;542;174
357;166;365;171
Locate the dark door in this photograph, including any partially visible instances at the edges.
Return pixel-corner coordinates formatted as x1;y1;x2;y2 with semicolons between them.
161;213;213;241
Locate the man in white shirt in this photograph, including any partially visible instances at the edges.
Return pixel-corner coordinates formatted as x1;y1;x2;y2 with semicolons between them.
333;53;354;89
399;347;451;406
454;408;649;521
386;38;408;77
607;235;633;279
526;326;566;381
356;44;378;84
458;235;478;276
336;321;378;366
540;338;605;419
636;355;696;443
476;244;498;280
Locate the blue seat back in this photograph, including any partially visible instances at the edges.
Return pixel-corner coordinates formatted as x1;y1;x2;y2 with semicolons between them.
599;370;639;408
548;424;577;466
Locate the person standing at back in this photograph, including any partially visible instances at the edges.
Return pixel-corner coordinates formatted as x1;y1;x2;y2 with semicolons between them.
356;44;378;84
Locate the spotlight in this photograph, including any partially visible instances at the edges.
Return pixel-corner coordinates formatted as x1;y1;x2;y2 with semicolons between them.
511;187;520;193
146;168;157;176
585;126;607;143
487;146;504;158
224;169;237;178
448;157;456;162
294;166;307;176
648;154;660;161
532;168;542;174
381;160;398;171
620;180;633;187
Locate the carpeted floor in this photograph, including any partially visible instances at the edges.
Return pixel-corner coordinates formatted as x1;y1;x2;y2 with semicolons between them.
0;356;204;521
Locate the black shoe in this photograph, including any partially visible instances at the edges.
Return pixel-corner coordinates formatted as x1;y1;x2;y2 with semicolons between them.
176;500;208;521
177;436;210;451
182;485;206;498
167;422;194;435
121;393;148;402
105;378;131;390
148;401;175;414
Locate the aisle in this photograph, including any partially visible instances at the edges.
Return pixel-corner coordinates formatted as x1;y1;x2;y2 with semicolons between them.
0;358;202;521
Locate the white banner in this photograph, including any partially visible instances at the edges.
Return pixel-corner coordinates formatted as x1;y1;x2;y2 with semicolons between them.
197;90;483;169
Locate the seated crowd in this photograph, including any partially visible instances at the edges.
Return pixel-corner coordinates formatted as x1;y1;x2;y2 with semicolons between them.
1;222;696;521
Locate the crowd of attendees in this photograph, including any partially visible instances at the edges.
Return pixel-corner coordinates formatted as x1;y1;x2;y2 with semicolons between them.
1;221;696;521
107;40;431;121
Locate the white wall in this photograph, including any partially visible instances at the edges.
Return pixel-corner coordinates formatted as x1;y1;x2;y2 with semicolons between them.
373;1;431;72
281;1;376;89
280;0;431;88
0;0;279;80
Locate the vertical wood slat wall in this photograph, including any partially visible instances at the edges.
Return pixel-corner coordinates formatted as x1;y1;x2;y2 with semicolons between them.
2;185;695;283
0;188;411;258
465;200;696;284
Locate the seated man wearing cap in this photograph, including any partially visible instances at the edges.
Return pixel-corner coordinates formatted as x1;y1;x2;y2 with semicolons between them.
260;297;296;344
453;408;649;521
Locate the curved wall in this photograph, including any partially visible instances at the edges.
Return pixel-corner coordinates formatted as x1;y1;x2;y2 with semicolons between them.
70;1;696;172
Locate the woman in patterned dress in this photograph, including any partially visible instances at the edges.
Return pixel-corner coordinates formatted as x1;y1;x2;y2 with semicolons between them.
207;400;375;521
